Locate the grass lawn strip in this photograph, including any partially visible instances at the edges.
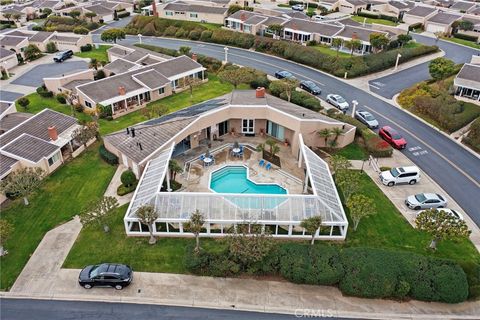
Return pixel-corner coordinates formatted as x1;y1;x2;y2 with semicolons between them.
0;143;116;290
350;15;398;26
74;45;112;63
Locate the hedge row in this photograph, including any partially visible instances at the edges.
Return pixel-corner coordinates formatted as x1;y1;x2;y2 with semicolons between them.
125;16;439;78
186;244;469;303
453;33;479;42
356;11;398;22
289;0;318;8
99;145;118;165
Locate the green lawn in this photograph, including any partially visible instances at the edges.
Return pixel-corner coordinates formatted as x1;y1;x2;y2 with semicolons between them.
16;93;92;123
333;141;368;160
198;22;222;30
350;15;398;26
64;171;480;276
442;37;480;50
312;45;351;58
342;173;480;265
74;45;112;63
97;74;240;135
0;143;116;290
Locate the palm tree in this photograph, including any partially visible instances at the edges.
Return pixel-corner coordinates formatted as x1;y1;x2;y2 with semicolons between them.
318;128;332;147
168;160;183;182
331;38;342;58
89;58;100;70
265;138;277;154
3;13;12;23
332;127;344;143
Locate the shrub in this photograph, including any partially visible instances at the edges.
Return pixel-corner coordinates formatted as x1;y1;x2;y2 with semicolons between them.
249;74;270;89
363;130;393;157
17;97;30;109
188;29;202;40
117;181;137;195
200;30;213;41
135;43;178;57
175;28;187;38
74;104;84;113
80;44;93;52
36;86;53;98
121;169;136;187
56;94;67;104
46;41;57;53
409;23;423;31
73;26;89;34
87;22;100;30
95;69;106;80
117;11;130;18
32;25;44;31
164;26;178;36
453;33;478;42
463;117;480;152
99;145;118;165
330;113;367;136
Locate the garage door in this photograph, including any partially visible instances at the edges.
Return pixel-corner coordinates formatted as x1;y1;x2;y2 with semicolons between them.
426;23;445;34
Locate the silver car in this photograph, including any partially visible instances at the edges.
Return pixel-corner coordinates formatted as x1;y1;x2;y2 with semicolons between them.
326;94;349;111
405;193;447;210
355;110;378;129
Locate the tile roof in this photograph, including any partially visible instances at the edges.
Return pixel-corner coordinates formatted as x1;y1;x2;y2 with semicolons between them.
150;55;204;78
0;35;28;47
343;0;367;6
61;79;92;93
164;1;228;14
52;35;80;43
0;47;15;59
0;102;12;114
283;19;343;36
244;15;268;25
406;6;437;17
0;154;18;178
228;10;257;20
0;109;78;147
0;112;32;133
456;63;480;84
132;70;169;89
427;12;461;24
2;134;59;162
84;4;113;15
337;26;389;42
388;1;415;10
29;31;53;42
104;58;138;74
450;1;476;11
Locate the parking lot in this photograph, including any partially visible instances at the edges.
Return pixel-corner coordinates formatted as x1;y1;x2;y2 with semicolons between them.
11;60;88;87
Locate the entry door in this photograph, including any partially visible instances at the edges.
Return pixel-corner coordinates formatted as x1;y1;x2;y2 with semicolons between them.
242;119;254;134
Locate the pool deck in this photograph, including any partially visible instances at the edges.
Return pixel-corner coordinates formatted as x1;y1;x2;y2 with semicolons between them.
173;137;306;195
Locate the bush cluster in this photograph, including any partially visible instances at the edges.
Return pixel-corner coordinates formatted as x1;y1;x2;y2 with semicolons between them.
80;44;93;52
289;0;318;8
463;117;480;152
126;16;438;78
99;145;118;165
453;33;479;42
36;86;53;98
73;26;89;35
186;244;469;303
42;16;98;32
121;169;136;187
56;94;67;104
117;11;130;19
356;11;398;22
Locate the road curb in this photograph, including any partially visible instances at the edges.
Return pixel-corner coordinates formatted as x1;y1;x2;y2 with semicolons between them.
391;93;480;160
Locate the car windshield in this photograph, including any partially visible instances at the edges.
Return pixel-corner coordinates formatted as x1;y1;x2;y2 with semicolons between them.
415;194;427;203
89;265;100;278
390;168;400;177
336;96;346;103
392;133;402;140
450;210;460;219
364;114;375;121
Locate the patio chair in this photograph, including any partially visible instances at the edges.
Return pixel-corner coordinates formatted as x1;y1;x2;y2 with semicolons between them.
265;163;272;171
199;154;205;161
259;159;265;167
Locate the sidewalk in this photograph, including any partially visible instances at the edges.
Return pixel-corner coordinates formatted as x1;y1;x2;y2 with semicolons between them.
103;164;134;206
351;150;480;252
3;205;479;319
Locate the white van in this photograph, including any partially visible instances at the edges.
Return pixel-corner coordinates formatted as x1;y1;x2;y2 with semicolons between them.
380;166;420;186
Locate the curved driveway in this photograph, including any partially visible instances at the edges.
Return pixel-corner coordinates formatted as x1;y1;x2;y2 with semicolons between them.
93;34;480;226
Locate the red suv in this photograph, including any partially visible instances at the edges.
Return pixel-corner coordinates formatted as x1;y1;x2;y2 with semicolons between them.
379;126;407;149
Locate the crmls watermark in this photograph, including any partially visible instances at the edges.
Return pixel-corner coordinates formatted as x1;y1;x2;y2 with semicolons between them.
294;309;334;318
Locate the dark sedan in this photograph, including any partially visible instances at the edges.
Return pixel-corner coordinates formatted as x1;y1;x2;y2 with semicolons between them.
299;80;321;95
79;263;133;290
274;70;296;80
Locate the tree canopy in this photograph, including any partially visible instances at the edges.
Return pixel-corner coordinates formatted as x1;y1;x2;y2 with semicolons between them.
428;57;456;81
0;167;44;206
101;28;126;43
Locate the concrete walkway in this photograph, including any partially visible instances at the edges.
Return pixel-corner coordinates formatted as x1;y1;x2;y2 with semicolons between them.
351;151;480;252
103;164;134;206
4;208;479;319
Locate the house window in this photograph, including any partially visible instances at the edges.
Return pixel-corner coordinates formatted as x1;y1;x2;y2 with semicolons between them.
158;87;165;95
85;101;92;108
189;13;198;18
171;79;179;88
242;119;254;134
48;152;61;166
266;120;285;140
166;11;173;16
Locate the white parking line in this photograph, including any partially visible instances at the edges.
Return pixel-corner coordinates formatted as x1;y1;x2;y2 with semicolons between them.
369;84;381;90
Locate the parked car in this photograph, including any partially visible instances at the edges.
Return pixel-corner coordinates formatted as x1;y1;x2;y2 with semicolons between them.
380;166;420;186
274;70;296;80
312;15;327;21
53;50;73;62
300;80;321;95
418;208;464;221
326;94;349;111
79;263;133;290
355;110;378;129
291;4;305;11
379;126;407;149
405;193;447;210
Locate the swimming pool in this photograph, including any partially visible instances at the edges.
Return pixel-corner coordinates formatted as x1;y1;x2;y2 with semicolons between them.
210;166;287;195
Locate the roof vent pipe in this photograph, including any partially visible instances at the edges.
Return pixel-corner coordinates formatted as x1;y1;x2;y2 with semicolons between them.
131;127;136;138
126;127;130;135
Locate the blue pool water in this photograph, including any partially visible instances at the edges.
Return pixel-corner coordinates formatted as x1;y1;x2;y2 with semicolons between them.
210;166;287;195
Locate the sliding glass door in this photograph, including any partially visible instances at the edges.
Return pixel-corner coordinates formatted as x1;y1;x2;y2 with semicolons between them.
266;121;285;141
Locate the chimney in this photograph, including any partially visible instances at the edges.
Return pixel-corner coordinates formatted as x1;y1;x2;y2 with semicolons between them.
48;126;58;141
118;86;126;95
352;32;358;40
240;13;246;21
152;0;158;17
131;127;136;138
256;87;265;98
191;53;197;62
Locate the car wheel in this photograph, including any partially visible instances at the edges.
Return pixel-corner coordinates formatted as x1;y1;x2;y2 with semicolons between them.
414;206;421;210
438;206;444;209
409;180;416;185
115;285;123;290
83;284;92;289
387;182;394;187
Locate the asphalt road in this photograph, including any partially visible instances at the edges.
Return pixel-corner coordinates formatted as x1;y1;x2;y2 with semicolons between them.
0;298;353;320
10;61;88;87
92;34;480;227
368;34;480;98
0;90;23;102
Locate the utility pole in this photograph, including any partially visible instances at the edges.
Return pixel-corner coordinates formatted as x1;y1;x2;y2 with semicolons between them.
394;53;402;70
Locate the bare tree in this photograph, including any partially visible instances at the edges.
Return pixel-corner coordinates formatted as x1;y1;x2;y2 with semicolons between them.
72;122;98;148
0;167;45;206
136;205;159;244
79;196;119;232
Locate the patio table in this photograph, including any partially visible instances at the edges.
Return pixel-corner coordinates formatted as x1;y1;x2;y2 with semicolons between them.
232;148;241;154
203;157;213;165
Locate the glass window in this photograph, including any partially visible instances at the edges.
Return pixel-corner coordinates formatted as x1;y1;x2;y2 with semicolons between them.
158;87;165;95
166;11;173;16
85;101;92;108
48;152;61;166
242;119;254;133
266;120;285;140
189;13;198;18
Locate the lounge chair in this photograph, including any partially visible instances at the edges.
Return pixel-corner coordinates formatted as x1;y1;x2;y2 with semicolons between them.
265;163;272;171
259;159;265;167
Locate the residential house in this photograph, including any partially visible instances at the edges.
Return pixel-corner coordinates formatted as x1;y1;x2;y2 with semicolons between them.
424;11;461;34
450;1;476;14
75;55;206;118
0;34;28;58
338;0;368;14
44;69;95;95
369;1;416;20
402;5;437;25
225;10;288;36
0;47;19;73
158;0;229;24
103;88;356;177
454;62;480;102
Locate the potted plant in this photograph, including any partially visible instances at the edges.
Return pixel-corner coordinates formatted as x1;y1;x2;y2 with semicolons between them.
284;138;289;146
230;128;235;136
259;128;265;137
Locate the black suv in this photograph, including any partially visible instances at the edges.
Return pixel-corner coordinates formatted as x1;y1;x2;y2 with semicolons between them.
53;50;73;62
299;80;321;95
79;263;133;290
